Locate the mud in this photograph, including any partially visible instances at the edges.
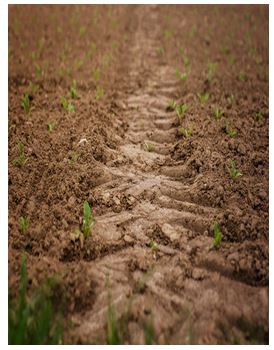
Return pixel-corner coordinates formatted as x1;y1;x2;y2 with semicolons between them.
9;5;268;344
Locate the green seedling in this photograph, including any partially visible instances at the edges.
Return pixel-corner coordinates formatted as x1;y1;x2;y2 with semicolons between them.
19;216;29;234
239;71;247;82
106;280;120;344
178;125;193;139
34;63;43;77
176;103;188;122
180;48;190;66
225;122;237;138
228;160;242;180
227;55;236;66
81;201;94;238
47;121;55;132
227;93;236;105
144;142;155;152
21;93;31;114
207;62;217;82
144;317;155;345
220;46;230;55
60;96;74;112
164;29;172;40
9;254;63;345
176;68;188;82
79;26;86;37
149;240;158;251
92;67;101;82
68;151;79;164
12;141;28;167
255;111;264;122
212;106;224;120
167;99;177;111
95;85;104;100
197;92;209;103
156;47;165;56
28;81;39;96
69;80;79;99
213;222;222;248
189;25;197;38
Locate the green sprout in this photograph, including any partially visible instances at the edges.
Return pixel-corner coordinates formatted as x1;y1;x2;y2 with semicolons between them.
81;201;94;238
164;29;172;40
79;26;86;37
255;111;264;122
9;254;63;345
156;47;165;56
144;142;155;152
95;85;104;100
176;68;188;82
207;62;217;82
34;63;43;77
176;103;188;122
149;240;158;251
167;99;177;111
28;81;39;96
60;96;74;112
239;71;247;82
212;106;224;120
178;126;193;139
213;222;222;248
106;281;120;345
69;80;79;99
21;93;31;114
225;122;237;138
47;121;55;132
92;67;101;82
180;48;190;66
68;151;79;165
19;216;29;234
12;141;28;167
228;160;242;180
197;92;209;103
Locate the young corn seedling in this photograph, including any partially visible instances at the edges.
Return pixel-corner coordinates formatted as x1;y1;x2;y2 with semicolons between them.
228;160;242;180
178;125;193;139
167;99;177;111
176;104;188;123
212;106;224;120
69;80;79;99
197;92;209;103
95;85;104;100
213;222;222;248
207;62;217;82
180;48;190;66
239;71;247;82
92;67;101;82
47;121;55;132
255;111;264;122
28;81;39;96
19;216;29;234
225;122;237;138
144;142;155;152
21;93;31;114
156;47;165;56
164;29;172;40
34;63;43;77
60;96;74;112
82;201;94;238
68;151;79;165
176;68;188;82
12;141;28;167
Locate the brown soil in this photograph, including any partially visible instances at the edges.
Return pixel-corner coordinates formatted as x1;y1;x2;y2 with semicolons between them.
8;5;269;345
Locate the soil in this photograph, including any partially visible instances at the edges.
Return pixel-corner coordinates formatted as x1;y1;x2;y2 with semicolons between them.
8;5;269;345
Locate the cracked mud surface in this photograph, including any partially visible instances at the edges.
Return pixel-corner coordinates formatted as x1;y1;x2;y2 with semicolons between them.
9;5;268;344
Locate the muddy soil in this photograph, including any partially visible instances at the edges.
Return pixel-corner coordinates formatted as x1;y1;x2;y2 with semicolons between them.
8;5;269;344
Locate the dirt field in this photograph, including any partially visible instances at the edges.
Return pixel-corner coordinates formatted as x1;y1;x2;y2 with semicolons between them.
8;5;269;345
